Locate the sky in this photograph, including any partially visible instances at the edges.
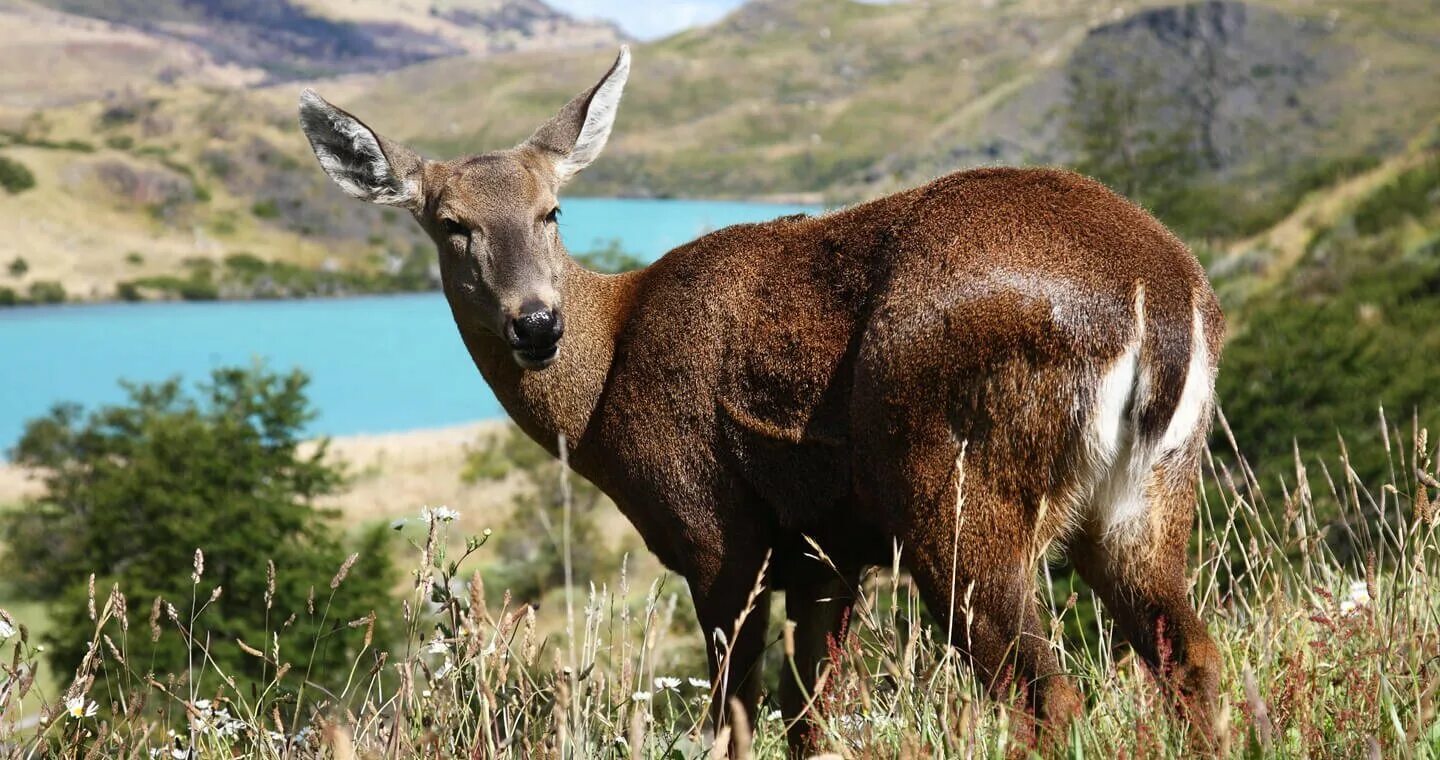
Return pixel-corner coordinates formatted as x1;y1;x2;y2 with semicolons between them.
545;0;746;40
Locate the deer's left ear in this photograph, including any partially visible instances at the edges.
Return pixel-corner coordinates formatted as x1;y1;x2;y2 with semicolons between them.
299;89;425;210
523;46;630;185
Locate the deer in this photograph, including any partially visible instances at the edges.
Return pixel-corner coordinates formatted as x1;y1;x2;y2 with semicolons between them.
299;46;1225;753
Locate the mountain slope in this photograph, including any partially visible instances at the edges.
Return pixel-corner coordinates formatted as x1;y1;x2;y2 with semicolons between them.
22;0;622;82
340;0;1440;209
1;0;1437;303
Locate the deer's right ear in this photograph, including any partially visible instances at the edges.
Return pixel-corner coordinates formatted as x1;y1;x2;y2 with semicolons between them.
299;89;424;209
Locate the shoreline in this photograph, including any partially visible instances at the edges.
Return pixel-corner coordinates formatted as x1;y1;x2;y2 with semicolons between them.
0;419;517;527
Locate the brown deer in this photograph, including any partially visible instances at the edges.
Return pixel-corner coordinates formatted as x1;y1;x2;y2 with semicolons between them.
299;46;1224;752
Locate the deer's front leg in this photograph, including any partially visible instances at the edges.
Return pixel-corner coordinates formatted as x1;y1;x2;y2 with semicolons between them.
688;541;773;752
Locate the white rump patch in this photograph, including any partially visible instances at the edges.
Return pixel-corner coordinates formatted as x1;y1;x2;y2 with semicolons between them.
555;46;630;183
1159;307;1212;453
1081;294;1213;538
1083;287;1151;536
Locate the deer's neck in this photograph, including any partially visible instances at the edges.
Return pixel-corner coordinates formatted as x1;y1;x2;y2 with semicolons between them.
459;260;638;459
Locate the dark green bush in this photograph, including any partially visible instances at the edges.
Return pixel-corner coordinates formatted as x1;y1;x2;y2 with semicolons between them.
251;199;281;219
0;155;36;194
0;366;398;694
27;280;65;304
0;287;16;306
8;257;27;277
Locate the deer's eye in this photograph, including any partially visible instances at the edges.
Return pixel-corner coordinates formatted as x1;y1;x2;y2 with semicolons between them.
545;206;561;224
442;219;468;238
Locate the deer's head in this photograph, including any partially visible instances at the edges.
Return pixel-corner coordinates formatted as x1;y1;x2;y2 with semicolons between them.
299;47;630;371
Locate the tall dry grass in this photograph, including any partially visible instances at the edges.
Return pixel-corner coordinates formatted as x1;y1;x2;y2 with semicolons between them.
1;412;1439;758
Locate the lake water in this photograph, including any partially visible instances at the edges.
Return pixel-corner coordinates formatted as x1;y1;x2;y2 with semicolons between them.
0;198;820;451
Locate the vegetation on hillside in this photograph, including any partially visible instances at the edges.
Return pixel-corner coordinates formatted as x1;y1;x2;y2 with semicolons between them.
1217;150;1440;492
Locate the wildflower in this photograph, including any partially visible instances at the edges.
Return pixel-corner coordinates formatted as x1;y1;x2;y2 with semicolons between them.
765;709;783;722
192;699;212;712
632;690;652;702
425;630;448;655
482;527;493;537
654;676;682;691
1339;579;1372;616
419;506;460;524
65;696;98;719
687;677;711;689
0;619;14;639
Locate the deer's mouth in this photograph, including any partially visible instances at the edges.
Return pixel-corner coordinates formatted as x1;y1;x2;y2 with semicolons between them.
513;344;559;371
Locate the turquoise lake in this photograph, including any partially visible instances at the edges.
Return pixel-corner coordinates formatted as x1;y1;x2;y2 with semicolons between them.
0;198;820;450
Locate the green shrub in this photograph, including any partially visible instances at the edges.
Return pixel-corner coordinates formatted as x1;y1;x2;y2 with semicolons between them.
124;251;144;266
223;252;267;276
574;238;645;274
0;286;16;306
251;199;280;219
27;280;64;304
178;278;219;301
0;365;398;695
105;135;135;150
0;155;35;193
115;281;142;301
7;257;27;277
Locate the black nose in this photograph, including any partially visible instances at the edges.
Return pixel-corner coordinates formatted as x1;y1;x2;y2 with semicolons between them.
507;305;563;352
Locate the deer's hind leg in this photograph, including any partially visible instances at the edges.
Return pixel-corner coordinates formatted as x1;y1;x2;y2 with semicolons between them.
855;416;1084;736
1070;452;1221;743
899;472;1083;733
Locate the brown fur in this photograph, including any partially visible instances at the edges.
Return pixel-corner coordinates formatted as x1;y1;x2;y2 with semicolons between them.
301;50;1225;755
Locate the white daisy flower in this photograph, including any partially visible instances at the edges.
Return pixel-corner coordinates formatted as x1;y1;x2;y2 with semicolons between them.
419;506;460;524
192;699;211;712
631;690;652;702
65;696;98;719
654;676;682;691
0;619;14;639
687;677;711;689
1348;579;1371;607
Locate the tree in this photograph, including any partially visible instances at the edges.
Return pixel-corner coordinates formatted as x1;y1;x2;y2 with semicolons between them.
1;365;397;694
